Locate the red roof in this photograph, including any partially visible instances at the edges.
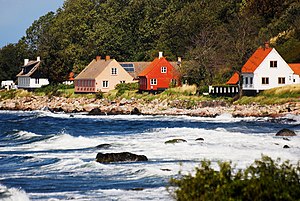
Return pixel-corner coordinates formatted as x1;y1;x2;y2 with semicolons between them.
241;47;273;73
289;63;300;75
138;58;161;76
226;72;239;85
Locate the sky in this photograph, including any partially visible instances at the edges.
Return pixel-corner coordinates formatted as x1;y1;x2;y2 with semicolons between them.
0;0;65;48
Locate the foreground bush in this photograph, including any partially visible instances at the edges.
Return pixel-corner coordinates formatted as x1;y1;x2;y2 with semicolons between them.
169;156;300;201
115;82;139;96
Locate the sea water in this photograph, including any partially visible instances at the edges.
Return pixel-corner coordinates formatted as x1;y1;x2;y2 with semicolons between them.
0;111;299;200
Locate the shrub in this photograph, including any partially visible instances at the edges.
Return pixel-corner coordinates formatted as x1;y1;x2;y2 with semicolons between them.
95;91;104;99
115;82;139;97
34;84;59;96
169;155;300;201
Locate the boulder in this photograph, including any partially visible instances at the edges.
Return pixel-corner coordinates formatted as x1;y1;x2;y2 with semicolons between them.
96;152;148;163
275;129;296;136
88;108;105;115
107;107;126;115
131;107;141;115
95;144;112;149
165;139;187;144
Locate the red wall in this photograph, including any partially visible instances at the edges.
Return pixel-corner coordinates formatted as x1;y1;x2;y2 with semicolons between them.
139;58;180;91
74;79;96;93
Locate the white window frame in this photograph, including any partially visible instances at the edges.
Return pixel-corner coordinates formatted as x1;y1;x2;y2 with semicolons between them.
102;80;109;88
35;78;39;84
270;61;277;68
161;66;167;73
278;77;285;84
111;67;118;75
120;80;125;84
150;79;157;85
262;77;269;85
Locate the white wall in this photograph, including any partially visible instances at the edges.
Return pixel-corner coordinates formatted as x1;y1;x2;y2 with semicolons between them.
18;77;49;88
243;49;294;91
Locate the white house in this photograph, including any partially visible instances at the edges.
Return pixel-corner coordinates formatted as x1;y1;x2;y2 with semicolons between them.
17;57;49;89
227;43;300;95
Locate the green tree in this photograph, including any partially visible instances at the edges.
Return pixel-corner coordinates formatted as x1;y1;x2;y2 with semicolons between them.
0;39;31;82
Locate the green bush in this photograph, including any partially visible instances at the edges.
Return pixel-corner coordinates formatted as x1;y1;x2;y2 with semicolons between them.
95;91;104;99
169;155;300;201
115;82;139;97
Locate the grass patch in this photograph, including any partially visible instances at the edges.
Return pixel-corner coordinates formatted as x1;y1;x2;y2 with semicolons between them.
0;89;32;100
236;84;300;105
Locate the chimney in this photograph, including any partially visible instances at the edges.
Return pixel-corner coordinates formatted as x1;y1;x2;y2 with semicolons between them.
177;57;182;65
264;42;270;49
105;55;110;61
159;51;163;59
24;59;29;66
37;56;41;62
96;56;101;61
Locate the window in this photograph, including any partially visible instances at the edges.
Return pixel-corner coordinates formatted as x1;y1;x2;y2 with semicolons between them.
111;68;117;75
120;80;125;84
294;79;296;82
245;77;248;85
171;79;177;87
102;80;109;88
161;66;167;73
270;61;277;68
35;78;39;84
250;77;253;85
150;79;157;85
278;77;285;84
262;77;269;85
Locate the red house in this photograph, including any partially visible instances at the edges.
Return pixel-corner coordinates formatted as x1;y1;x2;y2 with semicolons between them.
138;52;180;92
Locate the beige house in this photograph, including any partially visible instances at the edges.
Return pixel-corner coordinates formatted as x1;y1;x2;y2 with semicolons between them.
74;56;134;93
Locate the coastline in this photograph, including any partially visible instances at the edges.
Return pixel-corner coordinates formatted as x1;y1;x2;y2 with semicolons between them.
0;95;299;117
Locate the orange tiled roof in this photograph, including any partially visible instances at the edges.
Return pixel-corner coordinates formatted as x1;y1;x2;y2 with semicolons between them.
226;72;239;85
241;47;273;73
138;58;160;77
289;63;300;75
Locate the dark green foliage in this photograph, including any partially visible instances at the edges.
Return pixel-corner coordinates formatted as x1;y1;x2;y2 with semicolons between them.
95;91;104;99
115;82;139;96
1;0;299;85
170;155;300;201
34;84;72;97
0;39;32;82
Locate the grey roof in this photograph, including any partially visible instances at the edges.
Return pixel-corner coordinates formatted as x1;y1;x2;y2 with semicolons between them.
17;61;40;77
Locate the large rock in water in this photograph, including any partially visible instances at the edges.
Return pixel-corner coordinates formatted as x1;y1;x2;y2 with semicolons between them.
96;152;148;163
275;129;296;136
165;139;187;144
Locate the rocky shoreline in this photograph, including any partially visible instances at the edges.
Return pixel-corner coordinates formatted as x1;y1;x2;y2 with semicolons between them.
0;95;299;117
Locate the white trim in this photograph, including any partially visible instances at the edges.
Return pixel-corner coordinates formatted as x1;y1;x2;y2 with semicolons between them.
150;78;157;85
102;80;109;88
111;67;118;75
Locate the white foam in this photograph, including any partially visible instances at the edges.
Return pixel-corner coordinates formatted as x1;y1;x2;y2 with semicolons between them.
0;184;29;201
15;130;41;139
